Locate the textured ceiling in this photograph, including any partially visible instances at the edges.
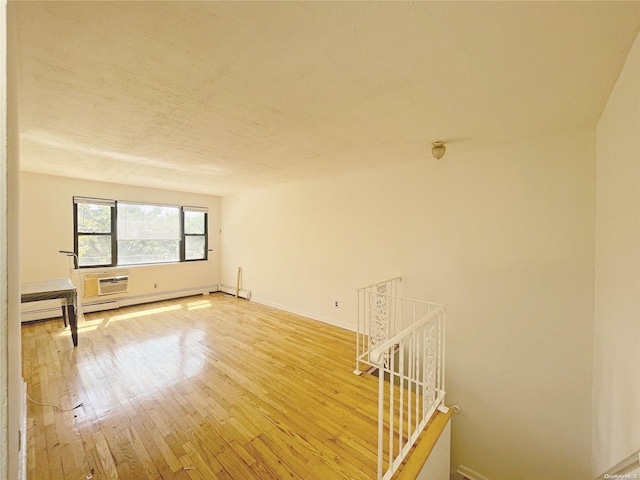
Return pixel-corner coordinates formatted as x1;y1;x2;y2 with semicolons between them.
11;1;640;196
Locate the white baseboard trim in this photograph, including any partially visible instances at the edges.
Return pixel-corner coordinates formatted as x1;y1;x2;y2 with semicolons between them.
457;465;491;480
250;296;355;332
25;286;353;338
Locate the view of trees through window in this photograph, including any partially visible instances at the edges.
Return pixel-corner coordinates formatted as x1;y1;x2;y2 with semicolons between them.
184;210;206;261
76;202;113;267
118;203;181;265
74;197;207;267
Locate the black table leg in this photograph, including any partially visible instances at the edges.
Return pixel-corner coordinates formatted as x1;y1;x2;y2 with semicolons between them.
68;304;78;347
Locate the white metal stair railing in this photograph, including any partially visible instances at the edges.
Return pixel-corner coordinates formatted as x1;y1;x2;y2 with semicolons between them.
354;277;441;375
369;305;446;480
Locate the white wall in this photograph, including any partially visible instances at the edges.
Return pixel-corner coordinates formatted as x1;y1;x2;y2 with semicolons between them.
593;30;640;476
19;172;222;307
221;128;596;479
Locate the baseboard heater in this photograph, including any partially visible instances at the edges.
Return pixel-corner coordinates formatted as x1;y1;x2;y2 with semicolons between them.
98;276;129;296
80;284;252;314
81;284;249;314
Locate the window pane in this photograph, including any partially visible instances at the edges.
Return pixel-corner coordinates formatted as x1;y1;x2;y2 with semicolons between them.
78;235;112;266
184;211;205;235
118;240;180;265
77;203;112;233
118;203;180;240
185;236;205;260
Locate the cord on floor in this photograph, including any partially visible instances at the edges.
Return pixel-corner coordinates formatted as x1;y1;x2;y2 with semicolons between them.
26;392;83;411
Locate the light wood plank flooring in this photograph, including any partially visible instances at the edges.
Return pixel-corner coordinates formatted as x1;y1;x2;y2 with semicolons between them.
22;293;382;480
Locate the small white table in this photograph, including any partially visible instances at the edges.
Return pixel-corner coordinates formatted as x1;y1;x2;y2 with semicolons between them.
21;278;79;347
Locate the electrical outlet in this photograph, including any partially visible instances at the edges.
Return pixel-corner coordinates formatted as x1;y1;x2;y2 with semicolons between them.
334;300;339;308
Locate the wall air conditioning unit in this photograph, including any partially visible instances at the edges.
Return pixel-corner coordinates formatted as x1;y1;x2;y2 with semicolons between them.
98;276;129;296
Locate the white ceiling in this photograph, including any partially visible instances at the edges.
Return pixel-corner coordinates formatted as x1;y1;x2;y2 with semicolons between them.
11;1;640;196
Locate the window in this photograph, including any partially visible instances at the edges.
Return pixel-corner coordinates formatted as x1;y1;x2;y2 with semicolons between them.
75;198;115;267
74;197;208;268
117;203;181;265
183;207;207;261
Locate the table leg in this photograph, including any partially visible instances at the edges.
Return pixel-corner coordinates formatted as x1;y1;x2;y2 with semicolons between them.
68;304;78;347
61;305;68;327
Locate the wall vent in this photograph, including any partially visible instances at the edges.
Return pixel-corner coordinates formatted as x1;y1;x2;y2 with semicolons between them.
98;276;129;296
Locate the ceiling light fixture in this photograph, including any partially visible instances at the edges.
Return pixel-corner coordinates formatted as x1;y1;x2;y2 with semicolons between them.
432;141;446;160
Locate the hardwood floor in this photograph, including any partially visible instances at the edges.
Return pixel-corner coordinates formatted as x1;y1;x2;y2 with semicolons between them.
22;293;381;480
